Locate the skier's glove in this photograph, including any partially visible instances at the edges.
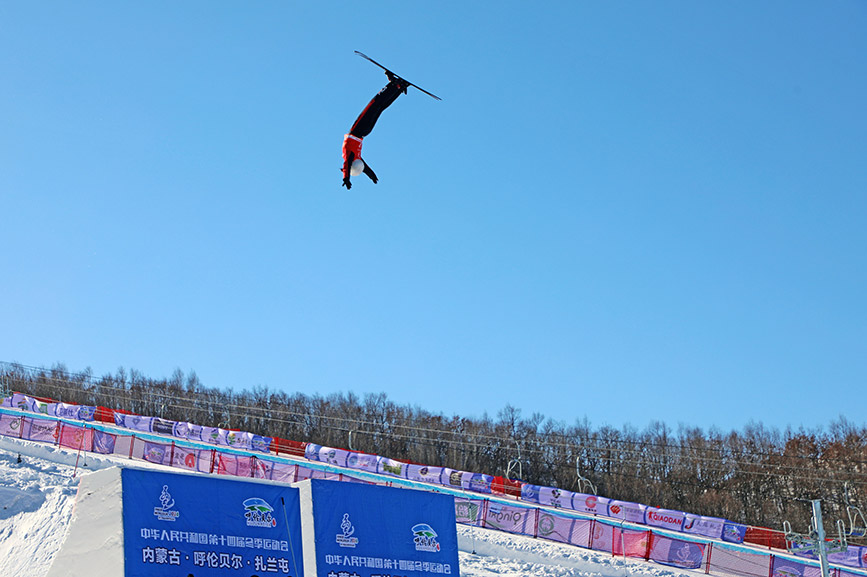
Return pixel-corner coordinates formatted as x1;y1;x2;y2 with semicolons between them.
342;177;352;190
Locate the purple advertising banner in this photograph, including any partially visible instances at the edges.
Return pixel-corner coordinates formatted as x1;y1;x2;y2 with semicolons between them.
0;414;23;438
683;514;725;539
649;535;705;569
407;464;445;485
461;472;494;494
608;500;647;524
571;493;610;516
24;417;59;442
645;507;686;531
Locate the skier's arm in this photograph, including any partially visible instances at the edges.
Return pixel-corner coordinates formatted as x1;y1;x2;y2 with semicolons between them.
363;162;378;184
342;151;354;189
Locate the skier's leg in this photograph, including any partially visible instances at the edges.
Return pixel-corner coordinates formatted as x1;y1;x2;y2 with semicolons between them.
349;82;403;138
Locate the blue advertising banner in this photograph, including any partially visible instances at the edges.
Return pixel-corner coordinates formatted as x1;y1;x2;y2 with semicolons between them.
722;522;747;544
122;468;303;576
301;479;459;577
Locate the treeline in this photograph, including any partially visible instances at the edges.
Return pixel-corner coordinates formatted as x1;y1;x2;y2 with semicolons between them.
2;361;865;538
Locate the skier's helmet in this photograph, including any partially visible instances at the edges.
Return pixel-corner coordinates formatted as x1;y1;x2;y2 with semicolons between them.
350;158;365;177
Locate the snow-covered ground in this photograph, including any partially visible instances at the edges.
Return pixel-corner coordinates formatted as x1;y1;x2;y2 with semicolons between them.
0;435;708;577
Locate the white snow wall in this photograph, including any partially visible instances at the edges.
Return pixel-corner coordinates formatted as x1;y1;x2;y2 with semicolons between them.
46;467;125;577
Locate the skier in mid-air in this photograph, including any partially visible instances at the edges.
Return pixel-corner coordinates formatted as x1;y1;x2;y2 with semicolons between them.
341;71;409;190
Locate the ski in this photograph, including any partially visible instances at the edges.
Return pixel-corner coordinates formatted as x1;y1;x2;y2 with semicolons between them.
355;51;442;101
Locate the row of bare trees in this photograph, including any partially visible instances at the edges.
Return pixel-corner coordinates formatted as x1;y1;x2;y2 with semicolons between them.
2;361;865;537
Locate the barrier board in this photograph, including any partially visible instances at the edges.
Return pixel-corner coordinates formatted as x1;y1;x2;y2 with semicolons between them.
296;479;460;577
122;468;304;576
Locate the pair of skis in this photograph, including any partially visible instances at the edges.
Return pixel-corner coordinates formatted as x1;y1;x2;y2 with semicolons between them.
354;51;442;101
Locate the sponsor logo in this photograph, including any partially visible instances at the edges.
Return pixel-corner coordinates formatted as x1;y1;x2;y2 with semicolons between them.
538;514;556;536
324;449;339;465
336;513;359;548
412;524;441;552
154;485;179;522
585;496;598;508
243;498;277;528
610;504;622;515
648;511;682;525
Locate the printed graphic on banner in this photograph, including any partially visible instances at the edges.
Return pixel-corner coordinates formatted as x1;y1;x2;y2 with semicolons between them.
346;451;379;473
377;457;406;477
722;522;747;543
521;484;542;503
772;556;809;577
0;414;21;437
307;479;459;577
122;468;302;577
660;539;704;569
454;499;483;525
536;511;574;543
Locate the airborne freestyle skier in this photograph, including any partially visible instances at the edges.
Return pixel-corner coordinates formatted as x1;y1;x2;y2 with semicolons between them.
341;52;441;190
341;72;408;190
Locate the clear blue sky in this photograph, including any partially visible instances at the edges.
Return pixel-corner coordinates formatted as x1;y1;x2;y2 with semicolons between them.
2;2;865;433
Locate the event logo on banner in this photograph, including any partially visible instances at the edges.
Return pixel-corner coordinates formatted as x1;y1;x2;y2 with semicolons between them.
336;514;359;548
122;468;302;577
412;524;441;552
243;498;277;527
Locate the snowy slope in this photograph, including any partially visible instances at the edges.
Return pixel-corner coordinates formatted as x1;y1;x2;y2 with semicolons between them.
0;435;709;577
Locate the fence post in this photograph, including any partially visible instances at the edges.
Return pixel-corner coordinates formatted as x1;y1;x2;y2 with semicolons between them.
18;416;25;439
589;519;596;550
643;530;652;561
705;542;713;574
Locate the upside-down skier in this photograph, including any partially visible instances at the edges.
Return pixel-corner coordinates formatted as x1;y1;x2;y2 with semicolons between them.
341;72;409;190
341;52;441;190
